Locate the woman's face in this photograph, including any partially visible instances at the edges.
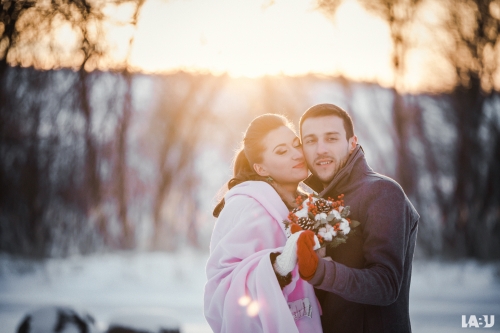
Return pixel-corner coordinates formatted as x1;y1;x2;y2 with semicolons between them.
253;126;308;185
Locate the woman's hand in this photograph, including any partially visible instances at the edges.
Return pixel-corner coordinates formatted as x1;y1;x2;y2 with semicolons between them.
273;231;301;276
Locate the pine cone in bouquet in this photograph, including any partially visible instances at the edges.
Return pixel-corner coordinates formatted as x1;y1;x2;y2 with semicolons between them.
315;198;334;214
296;217;316;230
283;193;360;249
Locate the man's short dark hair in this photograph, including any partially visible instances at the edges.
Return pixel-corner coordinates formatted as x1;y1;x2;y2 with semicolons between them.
299;103;355;140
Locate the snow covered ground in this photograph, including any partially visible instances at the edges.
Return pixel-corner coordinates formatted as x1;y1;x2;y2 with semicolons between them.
1;250;499;333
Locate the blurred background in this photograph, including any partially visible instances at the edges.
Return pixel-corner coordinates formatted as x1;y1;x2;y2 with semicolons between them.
0;0;499;332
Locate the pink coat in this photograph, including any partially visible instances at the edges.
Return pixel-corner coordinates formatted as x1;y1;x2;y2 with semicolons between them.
204;181;323;333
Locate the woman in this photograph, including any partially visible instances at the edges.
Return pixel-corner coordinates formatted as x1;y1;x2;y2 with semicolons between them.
204;114;322;333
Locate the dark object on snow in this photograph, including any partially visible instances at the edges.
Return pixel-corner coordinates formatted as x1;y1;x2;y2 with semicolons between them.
107;326;180;333
16;306;98;333
106;313;180;333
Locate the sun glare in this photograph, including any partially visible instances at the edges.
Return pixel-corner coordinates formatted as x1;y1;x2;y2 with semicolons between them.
128;0;395;84
13;0;464;92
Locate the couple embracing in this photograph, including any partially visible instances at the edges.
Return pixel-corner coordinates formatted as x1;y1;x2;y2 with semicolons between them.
204;104;419;333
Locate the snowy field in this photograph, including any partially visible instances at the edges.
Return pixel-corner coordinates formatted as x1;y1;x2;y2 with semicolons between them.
1;250;499;333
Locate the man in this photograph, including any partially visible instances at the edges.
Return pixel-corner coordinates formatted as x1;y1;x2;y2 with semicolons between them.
298;103;419;333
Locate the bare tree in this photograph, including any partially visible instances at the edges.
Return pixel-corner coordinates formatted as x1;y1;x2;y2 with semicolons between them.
113;0;145;249
317;0;422;192
316;0;500;259
150;74;227;250
0;0;145;256
438;0;500;258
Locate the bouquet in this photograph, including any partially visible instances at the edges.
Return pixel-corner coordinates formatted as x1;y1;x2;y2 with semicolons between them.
283;194;360;248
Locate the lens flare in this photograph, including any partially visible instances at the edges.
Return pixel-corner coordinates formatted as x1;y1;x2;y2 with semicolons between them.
238;295;251;306
246;301;260;317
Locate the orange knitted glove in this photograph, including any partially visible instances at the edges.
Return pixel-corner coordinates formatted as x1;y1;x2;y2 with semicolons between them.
297;230;319;280
290;223;303;234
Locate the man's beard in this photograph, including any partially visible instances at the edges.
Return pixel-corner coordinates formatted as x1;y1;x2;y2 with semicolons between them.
315;153;350;186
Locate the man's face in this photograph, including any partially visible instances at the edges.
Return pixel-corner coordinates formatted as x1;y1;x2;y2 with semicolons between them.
301;115;357;187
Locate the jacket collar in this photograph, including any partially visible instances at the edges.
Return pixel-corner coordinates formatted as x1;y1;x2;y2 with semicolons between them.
303;144;365;196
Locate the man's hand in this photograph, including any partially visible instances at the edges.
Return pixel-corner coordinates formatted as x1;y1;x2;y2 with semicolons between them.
315;247;326;258
297;230;319;280
315;247;333;262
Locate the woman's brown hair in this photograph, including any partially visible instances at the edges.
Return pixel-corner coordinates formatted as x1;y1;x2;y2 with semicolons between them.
213;114;294;217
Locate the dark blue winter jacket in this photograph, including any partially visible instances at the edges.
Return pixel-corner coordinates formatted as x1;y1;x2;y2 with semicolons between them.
304;145;419;333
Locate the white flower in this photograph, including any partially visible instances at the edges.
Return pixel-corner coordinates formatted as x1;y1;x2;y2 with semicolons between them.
319;224;337;241
323;232;333;241
328;209;341;220
315;212;327;221
326;224;337;237
318;227;332;241
294;205;309;218
340;218;350;234
319;229;330;241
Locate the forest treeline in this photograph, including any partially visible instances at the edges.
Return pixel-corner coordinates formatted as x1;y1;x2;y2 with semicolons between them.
0;0;499;259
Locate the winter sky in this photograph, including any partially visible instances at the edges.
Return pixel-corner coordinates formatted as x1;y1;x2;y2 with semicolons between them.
96;0;456;93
